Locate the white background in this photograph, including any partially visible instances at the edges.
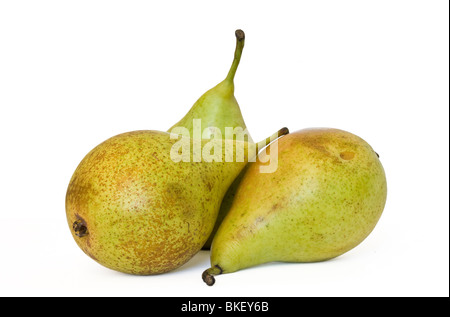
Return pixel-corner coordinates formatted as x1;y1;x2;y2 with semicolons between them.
0;1;448;297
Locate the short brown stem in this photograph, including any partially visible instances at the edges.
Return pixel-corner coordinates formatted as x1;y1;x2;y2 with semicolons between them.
202;265;223;286
202;270;216;286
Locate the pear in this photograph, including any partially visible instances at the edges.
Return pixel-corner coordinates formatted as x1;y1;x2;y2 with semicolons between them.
202;128;387;285
66;128;288;275
168;29;253;143
168;29;255;249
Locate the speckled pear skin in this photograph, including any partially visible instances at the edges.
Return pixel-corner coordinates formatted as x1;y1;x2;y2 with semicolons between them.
65;130;249;275
209;128;387;276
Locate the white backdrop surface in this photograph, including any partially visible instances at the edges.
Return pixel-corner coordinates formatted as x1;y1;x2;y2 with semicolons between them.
0;0;448;297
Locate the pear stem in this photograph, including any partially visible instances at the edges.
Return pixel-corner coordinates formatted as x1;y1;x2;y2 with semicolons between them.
256;127;289;153
202;265;223;286
225;29;245;83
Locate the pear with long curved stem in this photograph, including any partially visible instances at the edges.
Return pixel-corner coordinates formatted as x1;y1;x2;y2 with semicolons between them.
168;29;257;250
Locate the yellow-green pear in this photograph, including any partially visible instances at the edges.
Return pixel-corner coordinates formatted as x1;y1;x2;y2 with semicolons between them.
168;29;257;249
202;128;387;285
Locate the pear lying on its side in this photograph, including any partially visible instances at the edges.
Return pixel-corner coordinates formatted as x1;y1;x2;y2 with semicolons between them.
203;128;387;285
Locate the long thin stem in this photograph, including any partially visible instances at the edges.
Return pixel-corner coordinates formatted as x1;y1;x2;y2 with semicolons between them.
225;29;245;83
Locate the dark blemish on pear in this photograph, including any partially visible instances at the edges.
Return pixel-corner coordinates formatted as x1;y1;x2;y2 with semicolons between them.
73;218;88;237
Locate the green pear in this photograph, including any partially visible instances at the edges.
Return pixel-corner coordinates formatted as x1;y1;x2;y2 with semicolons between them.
202;128;387;285
168;29;253;143
168;29;256;249
66;128;288;275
